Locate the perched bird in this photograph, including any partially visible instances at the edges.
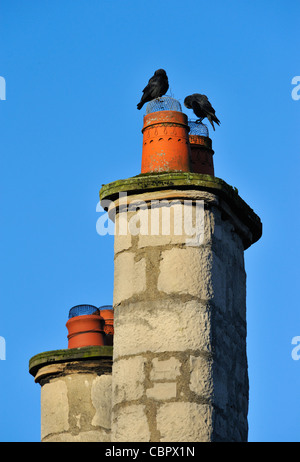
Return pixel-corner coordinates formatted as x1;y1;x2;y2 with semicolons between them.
137;69;169;110
184;93;220;130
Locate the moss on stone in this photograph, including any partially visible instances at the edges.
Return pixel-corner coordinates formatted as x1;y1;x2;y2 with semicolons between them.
99;172;262;248
101;173;240;205
29;345;113;377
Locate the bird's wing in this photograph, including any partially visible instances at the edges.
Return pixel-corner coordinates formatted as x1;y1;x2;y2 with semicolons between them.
196;94;216;115
191;99;202;114
142;84;149;93
142;74;157;93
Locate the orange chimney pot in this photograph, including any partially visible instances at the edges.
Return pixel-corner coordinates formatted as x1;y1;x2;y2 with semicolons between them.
99;307;114;346
66;314;105;349
188;134;215;175
141;110;191;173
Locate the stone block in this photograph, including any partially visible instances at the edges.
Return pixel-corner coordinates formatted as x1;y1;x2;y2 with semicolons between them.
146;382;177;400
156;402;213;442
114;211;134;254
113;252;146;305
150;357;181;381
91;374;112;430
65;373;97;431
137;201;203;248
189;355;213;400
41;380;69;440
157;247;226;311
114;233;132;256
112;405;150;442
113;300;212;359
112;356;146;405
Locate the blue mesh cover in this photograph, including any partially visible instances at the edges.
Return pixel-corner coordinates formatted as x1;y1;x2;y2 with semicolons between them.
188;120;209;137
145;96;182;114
68;304;100;318
99;305;113;311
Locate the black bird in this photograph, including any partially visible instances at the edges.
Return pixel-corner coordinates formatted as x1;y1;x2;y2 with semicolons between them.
184;93;220;130
137;69;169;110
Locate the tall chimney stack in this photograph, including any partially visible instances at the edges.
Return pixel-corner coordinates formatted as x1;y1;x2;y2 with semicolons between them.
100;97;262;442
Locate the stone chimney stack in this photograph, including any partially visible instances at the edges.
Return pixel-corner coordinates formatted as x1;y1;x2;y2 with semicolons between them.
100;97;262;442
29;305;114;442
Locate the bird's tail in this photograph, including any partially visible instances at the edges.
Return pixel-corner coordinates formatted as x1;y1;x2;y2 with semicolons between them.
208;114;220;131
137;101;144;110
214;115;221;126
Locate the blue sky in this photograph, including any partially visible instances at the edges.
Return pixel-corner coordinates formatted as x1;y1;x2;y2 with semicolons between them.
0;1;299;442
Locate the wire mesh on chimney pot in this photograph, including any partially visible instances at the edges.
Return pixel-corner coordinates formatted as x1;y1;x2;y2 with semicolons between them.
145;96;182;114
188;120;209;137
68;304;100;318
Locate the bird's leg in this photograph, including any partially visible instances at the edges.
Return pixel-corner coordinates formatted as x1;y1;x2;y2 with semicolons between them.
195;118;204;124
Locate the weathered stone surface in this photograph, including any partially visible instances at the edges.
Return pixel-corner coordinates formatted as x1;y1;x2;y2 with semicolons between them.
146;382;177;400
106;177;259;442
29;169;262;443
113;299;212;359
114;212;132;254
136;201;202;248
99;172;262;249
112;405;150;442
41;380;69;440
31;348;113;442
158;247;226;311
66;373;96;432
213;364;228;411
156;402;213;442
91;375;112;430
113;252;146;305
150;357;181;381
40;371;113;442
189;355;213;400
112;356;146;404
43;430;110;442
